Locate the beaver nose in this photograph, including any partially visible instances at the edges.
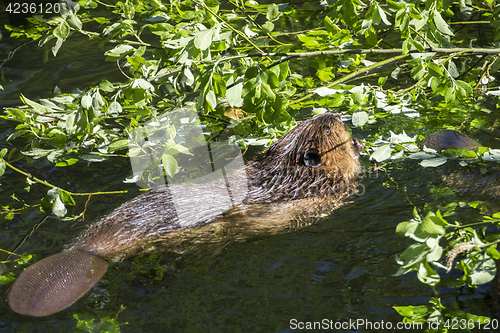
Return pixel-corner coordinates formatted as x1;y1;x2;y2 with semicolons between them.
353;138;365;153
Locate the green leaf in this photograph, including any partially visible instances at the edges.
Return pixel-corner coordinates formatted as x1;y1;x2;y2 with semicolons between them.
81;154;106;162
316;68;334;82
378;76;387;87
486;247;500;260
109;139;129;152
20;94;55;114
399;243;428;264
66;11;82;31
59;189;75;206
162;153;178;178
205;90;217;109
43;188;67;217
0;159;5;177
324;16;335;34
395;221;416;235
266;3;280;21
108;101;122;114
412;206;420;220
376;4;391;26
393;305;429;318
52;38;64;57
262;21;274;33
226;82;243;107
365;26;377;46
331;94;344;107
261;82;275;101
245;66;259;79
194;28;214;51
52;195;67;217
352;111;368;127
99;80;114;92
413;16;427;32
66;113;76;134
448;60;459;78
184;67;194;86
370;144;392;162
132;79;154;92
417;261;440;286
433;10;454;36
0;148;7;159
81;94;92;109
425;238;443;261
352;92;366;105
22;148;52;159
470;253;496;285
444;87;455;103
105;44;135;61
420;156;447;168
402;38;410;54
55;157;79;167
455;80;473;98
412;39;424;52
53;21;70;40
427;62;443;77
420;211;447;235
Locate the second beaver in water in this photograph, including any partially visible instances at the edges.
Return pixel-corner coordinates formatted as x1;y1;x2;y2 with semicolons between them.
421;129;500;302
421;129;498;203
8;112;364;317
422;130;481;152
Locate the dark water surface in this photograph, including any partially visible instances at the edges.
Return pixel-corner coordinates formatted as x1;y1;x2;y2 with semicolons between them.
1;33;499;333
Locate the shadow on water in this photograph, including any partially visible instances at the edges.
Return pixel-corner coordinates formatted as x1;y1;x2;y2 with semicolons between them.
1;156;499;332
0;29;499;333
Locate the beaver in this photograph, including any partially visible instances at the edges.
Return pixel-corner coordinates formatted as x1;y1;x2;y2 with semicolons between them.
7;112;364;317
421;130;500;300
421;130;481;152
420;129;498;201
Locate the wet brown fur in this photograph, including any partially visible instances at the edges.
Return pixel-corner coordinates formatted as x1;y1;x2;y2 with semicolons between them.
7;112;365;317
73;112;363;259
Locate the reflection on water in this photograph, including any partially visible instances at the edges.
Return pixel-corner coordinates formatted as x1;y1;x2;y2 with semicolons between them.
0;33;122;106
1;156;499;331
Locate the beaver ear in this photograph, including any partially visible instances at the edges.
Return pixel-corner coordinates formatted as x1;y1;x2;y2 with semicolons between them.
303;148;321;167
8;249;108;317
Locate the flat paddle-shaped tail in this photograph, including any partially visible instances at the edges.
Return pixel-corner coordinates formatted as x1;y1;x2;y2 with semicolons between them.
8;249;108;316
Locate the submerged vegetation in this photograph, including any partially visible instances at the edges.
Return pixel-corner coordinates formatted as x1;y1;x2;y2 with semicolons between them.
0;0;500;330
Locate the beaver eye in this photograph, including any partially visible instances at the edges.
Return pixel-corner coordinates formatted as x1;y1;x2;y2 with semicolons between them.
326;129;331;135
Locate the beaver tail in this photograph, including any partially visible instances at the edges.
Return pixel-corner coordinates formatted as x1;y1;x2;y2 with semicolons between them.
8;249;108;316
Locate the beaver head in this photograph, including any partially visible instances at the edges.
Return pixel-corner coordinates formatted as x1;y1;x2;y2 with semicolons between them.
246;112;364;203
422;130;481;152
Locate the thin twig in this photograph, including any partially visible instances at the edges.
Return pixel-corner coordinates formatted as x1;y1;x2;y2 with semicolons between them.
3;159;130;196
290;53;411;105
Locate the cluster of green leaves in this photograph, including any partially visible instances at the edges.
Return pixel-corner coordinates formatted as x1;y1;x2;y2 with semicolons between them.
367;130;500;168
393;208;500;329
74;312;127;333
0;253;33;285
2;0;498;174
394;297;491;330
